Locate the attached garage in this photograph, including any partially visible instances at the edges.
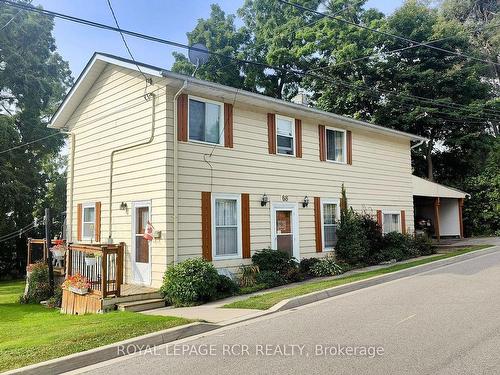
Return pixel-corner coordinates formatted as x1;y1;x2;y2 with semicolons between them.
412;176;469;240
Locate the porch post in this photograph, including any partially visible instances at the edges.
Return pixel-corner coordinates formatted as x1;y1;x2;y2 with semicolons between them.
458;198;464;238
434;197;440;241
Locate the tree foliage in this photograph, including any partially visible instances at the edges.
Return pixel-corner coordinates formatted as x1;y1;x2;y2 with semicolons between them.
0;1;72;278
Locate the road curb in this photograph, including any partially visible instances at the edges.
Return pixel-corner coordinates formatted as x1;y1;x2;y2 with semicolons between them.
272;245;498;312
6;245;497;375
4;322;219;375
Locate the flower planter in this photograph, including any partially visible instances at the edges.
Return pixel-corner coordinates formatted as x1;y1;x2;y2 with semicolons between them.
85;256;97;266
69;286;89;295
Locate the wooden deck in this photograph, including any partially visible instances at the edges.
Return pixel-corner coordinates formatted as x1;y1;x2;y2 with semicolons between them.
121;283;158;296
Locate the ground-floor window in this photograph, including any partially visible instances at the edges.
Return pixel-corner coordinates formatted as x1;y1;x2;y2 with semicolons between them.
321;199;340;250
212;193;241;259
383;212;401;234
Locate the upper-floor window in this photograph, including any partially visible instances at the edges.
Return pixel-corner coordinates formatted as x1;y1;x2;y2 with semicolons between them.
212;193;241;259
189;96;223;145
326;127;346;163
383;212;401;234
276;115;295;156
82;203;95;240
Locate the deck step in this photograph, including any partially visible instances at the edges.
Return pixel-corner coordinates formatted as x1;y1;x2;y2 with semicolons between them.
117;298;166;312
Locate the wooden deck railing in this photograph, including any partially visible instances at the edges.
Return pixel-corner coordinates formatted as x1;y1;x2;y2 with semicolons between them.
66;243;124;298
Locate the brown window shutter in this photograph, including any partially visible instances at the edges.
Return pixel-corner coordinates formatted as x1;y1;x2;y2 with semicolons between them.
201;192;212;261
95;202;101;242
314;197;322;252
295;119;302;158
76;203;82;241
318;125;326;161
267;113;276;154
376;210;383;231
224;103;233;148
241;193;251;258
401;210;406;235
346;130;352;165
177;93;188;142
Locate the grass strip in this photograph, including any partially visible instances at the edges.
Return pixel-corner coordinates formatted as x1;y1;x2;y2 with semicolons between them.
223;245;492;310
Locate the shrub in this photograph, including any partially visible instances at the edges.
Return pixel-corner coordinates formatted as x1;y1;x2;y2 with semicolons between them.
255;270;287;288
377;232;412;262
238;264;260;287
310;255;343;277
47;286;63;308
20;261;52;304
238;283;268;295
160;258;220;306
412;235;435;256
298;257;321;275
360;213;384;264
284;267;305;283
335;208;369;266
251;248;296;275
216;275;239;299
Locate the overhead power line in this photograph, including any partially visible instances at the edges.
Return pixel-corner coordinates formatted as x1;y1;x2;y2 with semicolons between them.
0;132;60;155
1;0;498;124
278;0;500;67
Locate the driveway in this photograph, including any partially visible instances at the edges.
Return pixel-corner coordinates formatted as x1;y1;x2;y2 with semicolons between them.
73;244;500;375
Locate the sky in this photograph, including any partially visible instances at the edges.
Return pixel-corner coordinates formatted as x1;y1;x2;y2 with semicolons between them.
35;0;405;79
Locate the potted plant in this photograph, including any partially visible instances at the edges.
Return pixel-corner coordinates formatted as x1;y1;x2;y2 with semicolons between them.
62;274;91;295
84;253;99;266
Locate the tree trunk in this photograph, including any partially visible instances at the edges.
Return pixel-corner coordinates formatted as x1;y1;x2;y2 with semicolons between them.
426;140;434;181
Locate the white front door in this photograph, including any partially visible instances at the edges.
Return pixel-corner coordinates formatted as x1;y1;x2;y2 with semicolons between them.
131;201;151;285
271;202;300;259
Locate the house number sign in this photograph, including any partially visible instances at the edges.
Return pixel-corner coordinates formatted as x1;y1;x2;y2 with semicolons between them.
281;195;288;202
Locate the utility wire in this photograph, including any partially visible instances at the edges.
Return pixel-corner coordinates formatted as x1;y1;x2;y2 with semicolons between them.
1;0;498;123
278;0;500;67
105;0;148;87
0;132;60;155
0;0;31;31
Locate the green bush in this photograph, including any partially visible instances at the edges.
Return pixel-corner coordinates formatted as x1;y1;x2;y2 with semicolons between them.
216;275;239;298
360;213;384;264
251;248;296;275
160;258;220;306
47;286;62;308
412;235;435;256
310;255;344;277
255;270;287;288
298;257;321;275
284;267;305;282
377;232;413;262
335;208;369;266
20;261;52;304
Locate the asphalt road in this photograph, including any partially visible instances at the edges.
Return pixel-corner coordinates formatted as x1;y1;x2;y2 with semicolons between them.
75;246;500;375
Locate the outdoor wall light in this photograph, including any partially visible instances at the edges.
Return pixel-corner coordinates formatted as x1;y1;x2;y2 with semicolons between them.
302;196;310;208
119;202;128;211
261;193;269;207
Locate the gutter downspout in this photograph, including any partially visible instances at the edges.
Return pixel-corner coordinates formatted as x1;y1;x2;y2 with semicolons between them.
172;81;187;264
60;131;75;242
108;92;157;243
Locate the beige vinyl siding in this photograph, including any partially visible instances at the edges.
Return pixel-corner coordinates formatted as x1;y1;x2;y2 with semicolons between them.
67;64;415;286
66;65;169;287
170;92;414;267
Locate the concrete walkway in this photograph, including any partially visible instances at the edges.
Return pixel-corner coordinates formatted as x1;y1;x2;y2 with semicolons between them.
142;237;499;324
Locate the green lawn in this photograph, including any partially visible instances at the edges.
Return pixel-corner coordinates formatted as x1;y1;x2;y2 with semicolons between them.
224;245;492;310
0;281;191;372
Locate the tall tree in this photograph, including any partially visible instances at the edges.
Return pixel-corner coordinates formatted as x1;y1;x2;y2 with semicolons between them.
0;1;72;278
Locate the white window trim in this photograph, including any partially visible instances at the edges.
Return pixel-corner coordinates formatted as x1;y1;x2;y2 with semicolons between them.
81;202;96;241
211;193;242;260
320;198;341;251
187;95;225;146
382;210;401;234
275;114;296;157
325;126;347;164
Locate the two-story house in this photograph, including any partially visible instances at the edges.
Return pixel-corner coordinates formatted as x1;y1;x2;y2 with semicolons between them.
49;53;467;294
